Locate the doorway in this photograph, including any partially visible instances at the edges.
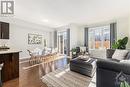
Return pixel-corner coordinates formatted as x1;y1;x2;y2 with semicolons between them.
57;31;67;55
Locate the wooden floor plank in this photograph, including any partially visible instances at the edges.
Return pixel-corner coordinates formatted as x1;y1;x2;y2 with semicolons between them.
3;56;69;87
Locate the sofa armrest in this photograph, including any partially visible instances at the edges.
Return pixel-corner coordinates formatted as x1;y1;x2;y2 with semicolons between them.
97;60;130;74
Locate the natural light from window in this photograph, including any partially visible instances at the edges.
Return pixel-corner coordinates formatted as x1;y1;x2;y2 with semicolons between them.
88;25;110;50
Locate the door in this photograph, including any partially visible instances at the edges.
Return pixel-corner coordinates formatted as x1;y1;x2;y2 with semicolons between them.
58;35;64;54
57;31;67;54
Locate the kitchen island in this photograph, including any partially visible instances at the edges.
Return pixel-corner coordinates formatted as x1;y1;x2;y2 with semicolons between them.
0;49;21;82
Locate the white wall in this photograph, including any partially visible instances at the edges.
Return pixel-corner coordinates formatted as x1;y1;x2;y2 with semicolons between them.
69;24;81;49
56;15;130;58
129;15;130;48
50;31;54;48
78;26;85;46
116;16;130;48
0;18;53;59
117;17;129;39
78;16;130;58
56;24;84;50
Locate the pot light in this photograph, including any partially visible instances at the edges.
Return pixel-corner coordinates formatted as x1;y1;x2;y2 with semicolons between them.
42;19;49;22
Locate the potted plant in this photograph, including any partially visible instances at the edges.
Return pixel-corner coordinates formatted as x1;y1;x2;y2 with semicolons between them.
71;48;77;58
112;37;128;49
116;72;130;87
71;48;77;54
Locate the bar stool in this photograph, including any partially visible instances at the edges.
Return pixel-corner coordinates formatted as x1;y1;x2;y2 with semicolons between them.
0;63;3;87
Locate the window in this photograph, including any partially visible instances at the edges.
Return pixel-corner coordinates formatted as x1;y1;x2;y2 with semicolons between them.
88;25;110;50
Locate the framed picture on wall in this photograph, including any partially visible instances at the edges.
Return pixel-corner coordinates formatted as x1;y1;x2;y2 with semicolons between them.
28;34;42;44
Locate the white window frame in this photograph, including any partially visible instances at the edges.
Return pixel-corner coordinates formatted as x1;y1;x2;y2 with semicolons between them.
88;25;110;50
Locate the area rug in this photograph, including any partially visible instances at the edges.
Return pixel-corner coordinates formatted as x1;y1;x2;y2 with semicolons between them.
41;68;96;87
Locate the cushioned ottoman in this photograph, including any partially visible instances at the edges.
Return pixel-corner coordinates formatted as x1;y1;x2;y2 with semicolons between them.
70;58;96;77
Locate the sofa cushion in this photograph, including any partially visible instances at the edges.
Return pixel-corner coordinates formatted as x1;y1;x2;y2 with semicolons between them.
126;52;130;60
107;58;120;62
112;49;129;60
106;49;115;58
120;60;130;64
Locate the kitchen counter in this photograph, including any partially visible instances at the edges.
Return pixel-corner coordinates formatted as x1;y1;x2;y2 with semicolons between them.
0;49;21;54
0;50;20;82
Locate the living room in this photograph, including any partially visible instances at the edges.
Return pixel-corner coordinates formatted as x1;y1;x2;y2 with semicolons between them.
0;0;130;87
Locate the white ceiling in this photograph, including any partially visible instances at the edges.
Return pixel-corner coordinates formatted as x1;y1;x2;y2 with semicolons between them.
15;0;130;28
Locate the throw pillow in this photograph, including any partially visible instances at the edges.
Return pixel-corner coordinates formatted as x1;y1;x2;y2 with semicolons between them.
112;49;129;60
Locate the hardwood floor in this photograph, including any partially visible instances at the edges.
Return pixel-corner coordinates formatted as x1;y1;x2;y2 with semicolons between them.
3;56;69;87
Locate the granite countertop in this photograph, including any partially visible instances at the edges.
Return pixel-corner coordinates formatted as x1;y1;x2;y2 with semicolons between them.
0;49;22;54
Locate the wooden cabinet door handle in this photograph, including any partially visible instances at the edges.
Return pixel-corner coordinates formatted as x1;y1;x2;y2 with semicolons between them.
2;33;3;38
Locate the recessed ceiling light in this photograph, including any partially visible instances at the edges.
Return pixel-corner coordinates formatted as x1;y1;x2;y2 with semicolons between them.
42;19;49;22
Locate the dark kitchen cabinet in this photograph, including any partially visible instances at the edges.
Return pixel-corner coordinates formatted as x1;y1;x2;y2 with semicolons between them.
0;22;9;39
0;53;19;82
